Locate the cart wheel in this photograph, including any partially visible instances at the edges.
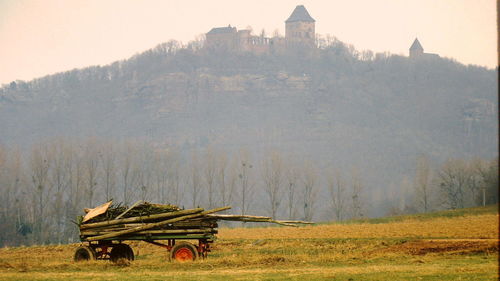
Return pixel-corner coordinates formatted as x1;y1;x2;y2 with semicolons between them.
170;242;198;262
122;244;135;261
74;245;97;262
110;244;134;262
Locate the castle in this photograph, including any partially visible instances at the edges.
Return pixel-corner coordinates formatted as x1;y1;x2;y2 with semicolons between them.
206;5;439;60
205;5;315;53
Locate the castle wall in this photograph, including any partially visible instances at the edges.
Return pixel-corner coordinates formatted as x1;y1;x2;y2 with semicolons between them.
206;32;239;50
285;21;315;46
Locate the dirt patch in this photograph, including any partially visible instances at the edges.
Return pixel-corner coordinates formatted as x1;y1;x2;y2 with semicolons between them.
384;239;498;255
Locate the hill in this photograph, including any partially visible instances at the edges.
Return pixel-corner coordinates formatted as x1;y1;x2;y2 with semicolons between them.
0;39;497;219
0;204;497;280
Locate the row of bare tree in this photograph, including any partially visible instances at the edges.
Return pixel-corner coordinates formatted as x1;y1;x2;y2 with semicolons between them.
0;138;497;246
387;155;499;216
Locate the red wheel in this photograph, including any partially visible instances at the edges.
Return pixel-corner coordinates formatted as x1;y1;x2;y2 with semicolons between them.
170;242;198;262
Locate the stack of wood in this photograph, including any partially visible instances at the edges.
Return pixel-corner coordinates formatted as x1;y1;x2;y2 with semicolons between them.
78;201;312;242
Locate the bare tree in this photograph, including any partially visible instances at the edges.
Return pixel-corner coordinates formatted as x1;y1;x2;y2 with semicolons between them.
414;155;432;212
437;159;469;209
120;141;137;205
217;150;235;207
350;168;364;219
327;169;346;221
153;149;168;203
302;161;317;221
469;158;499;206
189;151;202;207
49;138;71;243
262;151;284;219
166;149;183;206
203;147;217;208
30;143;52;243
137;143;154;202
84;138;100;208
100;141;116;201
237;149;253;216
285;162;299;220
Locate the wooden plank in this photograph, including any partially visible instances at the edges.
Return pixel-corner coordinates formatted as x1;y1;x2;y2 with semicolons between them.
80;208;204;230
82;200;113;223
85;206;230;241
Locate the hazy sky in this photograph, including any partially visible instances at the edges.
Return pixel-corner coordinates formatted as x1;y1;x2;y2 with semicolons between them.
0;0;497;85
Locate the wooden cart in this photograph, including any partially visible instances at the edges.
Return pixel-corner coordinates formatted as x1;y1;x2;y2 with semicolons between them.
74;202;311;262
74;221;217;262
74;206;226;262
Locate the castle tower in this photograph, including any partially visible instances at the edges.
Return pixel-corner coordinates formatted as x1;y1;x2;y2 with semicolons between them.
285;5;315;47
409;38;424;58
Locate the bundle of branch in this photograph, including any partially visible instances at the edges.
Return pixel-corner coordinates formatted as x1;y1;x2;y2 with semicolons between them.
83;201;181;224
78;201;314;242
79;205;229;241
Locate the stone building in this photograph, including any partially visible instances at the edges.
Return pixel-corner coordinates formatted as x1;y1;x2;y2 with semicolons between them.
205;5;316;52
409;38;439;59
285;5;315;46
205;25;239;50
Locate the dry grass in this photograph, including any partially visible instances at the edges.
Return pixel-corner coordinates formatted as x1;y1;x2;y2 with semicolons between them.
219;214;499;239
0;206;498;280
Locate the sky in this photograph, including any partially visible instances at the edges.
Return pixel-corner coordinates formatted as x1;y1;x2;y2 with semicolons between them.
0;0;497;85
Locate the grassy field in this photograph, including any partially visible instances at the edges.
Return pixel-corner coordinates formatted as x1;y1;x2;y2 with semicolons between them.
0;205;498;281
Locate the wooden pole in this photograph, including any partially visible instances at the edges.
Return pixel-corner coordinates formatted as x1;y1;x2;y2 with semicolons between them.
80;208;204;230
86;206;230;241
81;228;215;236
114;200;142;220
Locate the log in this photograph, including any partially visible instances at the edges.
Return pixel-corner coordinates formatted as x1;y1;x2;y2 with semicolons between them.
81;228;216;236
276;220;314;224
80;208;204;230
86;206;230;241
206;214;271;220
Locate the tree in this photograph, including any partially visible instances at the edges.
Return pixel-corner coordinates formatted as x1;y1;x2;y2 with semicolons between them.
166;149;183;206
472;158;499;206
49;138;71;243
237;149;253;216
285;162;299;220
101;141;116;201
84;138;100;208
152;149;168;204
30;143;52;243
350;168;364;219
437;159;469;209
414;155;432;212
120;141;137;205
189;151;202;207
203;147;217;208
302;161;317;221
217;150;235;208
262;151;284;219
327;169;346;221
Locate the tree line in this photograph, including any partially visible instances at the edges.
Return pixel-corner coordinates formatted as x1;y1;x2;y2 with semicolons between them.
0;138;497;247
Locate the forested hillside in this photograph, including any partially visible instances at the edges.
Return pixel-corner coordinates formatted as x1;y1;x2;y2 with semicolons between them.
0;38;497;246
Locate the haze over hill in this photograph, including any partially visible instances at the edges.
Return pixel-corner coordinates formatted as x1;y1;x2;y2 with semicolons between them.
0;4;498;247
1;36;497;201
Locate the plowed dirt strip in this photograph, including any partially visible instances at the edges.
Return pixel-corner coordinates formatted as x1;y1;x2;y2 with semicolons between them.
219;214;498;239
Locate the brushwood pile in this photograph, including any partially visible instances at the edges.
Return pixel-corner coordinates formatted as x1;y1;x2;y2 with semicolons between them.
78;201;312;242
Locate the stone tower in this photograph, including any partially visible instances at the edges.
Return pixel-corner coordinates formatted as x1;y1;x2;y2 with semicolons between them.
285;5;315;46
409;38;424;58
